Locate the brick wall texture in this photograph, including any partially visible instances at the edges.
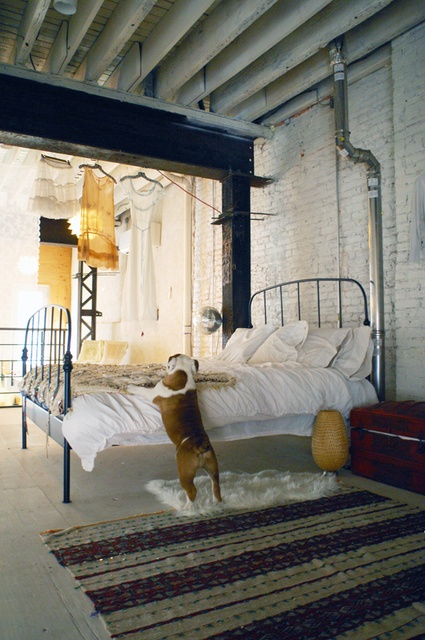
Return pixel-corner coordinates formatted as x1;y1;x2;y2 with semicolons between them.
192;22;425;400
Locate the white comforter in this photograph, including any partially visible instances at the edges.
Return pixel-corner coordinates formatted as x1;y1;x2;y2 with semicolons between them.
61;359;377;472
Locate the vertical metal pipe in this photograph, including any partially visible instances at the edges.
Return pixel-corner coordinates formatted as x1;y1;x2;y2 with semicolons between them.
329;40;385;400
367;166;385;399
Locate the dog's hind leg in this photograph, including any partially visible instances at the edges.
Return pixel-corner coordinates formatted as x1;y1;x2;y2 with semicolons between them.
176;449;198;503
202;449;222;503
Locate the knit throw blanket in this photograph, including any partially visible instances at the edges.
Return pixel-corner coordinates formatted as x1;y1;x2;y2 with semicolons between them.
22;362;236;416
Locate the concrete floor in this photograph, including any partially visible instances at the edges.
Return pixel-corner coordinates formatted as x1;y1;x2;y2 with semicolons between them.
1;407;424;640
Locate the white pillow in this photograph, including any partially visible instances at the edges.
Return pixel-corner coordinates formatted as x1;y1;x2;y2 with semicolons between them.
297;334;338;368
349;337;374;380
216;325;276;363
331;325;372;378
307;327;351;350
100;341;129;365
249;321;308;364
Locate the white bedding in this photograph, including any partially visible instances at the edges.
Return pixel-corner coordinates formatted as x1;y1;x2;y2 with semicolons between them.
61;359;378;472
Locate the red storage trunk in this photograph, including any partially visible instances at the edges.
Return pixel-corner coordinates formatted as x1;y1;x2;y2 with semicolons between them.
350;401;425;495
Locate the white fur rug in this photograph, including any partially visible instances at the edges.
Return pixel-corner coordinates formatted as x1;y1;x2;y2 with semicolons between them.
145;469;341;516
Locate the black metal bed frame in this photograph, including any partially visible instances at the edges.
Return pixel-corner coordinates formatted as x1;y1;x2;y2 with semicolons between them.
249;277;370;328
21;278;371;504
21;305;73;503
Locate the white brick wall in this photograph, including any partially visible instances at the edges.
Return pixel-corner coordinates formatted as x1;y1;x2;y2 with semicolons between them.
251;63;398;396
192;178;223;358
193;22;425;399
392;22;425;400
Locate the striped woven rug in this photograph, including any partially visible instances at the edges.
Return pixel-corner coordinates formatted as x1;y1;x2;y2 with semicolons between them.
41;486;425;639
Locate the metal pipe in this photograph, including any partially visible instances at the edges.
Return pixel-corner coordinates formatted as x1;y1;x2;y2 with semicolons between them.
329;39;385;400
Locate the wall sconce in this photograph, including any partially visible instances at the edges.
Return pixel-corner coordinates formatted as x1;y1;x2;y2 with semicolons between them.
54;0;78;15
193;307;222;334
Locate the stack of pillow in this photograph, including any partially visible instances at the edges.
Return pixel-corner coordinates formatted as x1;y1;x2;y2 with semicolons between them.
215;321;373;381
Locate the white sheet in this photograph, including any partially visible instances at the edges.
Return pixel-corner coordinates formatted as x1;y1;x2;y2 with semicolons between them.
61;359;378;472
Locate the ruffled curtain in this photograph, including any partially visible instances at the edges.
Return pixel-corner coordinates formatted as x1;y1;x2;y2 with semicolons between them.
78;168;119;270
29;156;79;219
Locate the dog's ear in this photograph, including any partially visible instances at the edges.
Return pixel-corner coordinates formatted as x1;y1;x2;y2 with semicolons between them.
167;356;178;373
192;359;199;374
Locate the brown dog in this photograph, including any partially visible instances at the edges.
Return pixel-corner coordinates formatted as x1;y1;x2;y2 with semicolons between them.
128;354;222;505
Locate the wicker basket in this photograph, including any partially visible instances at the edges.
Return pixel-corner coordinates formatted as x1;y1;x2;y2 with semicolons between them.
312;410;349;472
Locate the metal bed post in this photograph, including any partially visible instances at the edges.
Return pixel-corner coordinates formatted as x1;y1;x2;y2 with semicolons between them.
21;305;73;503
62;317;73;504
21;345;28;449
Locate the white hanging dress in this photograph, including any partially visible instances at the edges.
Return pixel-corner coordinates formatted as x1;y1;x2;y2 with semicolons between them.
121;180;164;321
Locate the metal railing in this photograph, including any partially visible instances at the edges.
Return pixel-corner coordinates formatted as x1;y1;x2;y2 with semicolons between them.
0;327;26;408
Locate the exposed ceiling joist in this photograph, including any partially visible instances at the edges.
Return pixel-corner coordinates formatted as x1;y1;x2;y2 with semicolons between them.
15;0;50;65
210;0;394;115
247;0;425;123
105;0;218;92
154;0;281;101
175;0;333;107
262;45;391;126
42;0;104;75
74;0;157;82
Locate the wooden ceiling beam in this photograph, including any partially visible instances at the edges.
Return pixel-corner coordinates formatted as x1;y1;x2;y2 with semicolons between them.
175;0;333;107
43;0;104;75
74;0;156;82
154;0;281;102
232;0;425;122
210;0;394;115
105;0;217;92
261;45;391;126
15;0;50;65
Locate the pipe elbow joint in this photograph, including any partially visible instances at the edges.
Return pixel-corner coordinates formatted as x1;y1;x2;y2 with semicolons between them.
336;136;355;159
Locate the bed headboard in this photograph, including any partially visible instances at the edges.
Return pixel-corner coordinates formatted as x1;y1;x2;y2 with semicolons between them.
249;277;370;329
21;305;73;412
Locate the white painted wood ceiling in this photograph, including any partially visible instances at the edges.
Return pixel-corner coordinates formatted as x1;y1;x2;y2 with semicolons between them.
0;0;423;160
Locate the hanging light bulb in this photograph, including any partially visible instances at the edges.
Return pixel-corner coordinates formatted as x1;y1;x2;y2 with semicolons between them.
54;0;78;16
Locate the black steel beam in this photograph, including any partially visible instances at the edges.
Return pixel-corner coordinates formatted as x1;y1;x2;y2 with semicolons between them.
0;71;254;180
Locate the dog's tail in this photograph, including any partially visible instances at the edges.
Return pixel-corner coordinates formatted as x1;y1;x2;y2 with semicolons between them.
191;435;212;455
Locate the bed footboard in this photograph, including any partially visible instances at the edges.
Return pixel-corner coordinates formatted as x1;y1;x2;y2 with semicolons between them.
21;305;73;503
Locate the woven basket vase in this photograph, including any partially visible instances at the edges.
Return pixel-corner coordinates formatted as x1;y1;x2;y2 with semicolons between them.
312;410;349;472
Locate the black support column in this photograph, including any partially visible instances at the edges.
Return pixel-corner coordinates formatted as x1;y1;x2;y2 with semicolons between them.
221;173;251;345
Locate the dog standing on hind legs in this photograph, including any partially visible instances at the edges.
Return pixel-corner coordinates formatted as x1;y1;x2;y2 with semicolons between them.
128;354;222;506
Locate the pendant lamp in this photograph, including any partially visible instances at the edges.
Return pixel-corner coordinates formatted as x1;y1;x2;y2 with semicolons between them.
54;0;78;15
